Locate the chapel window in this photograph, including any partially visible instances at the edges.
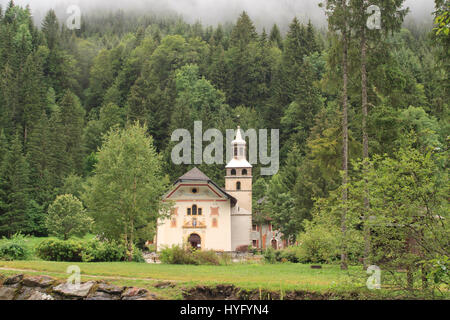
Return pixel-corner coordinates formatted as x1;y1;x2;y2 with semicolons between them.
236;181;241;190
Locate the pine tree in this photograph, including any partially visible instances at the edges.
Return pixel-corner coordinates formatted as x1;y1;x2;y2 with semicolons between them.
41;9;59;50
280;18;308;107
305;20;319;53
48;107;70;186
26;111;55;207
323;0;351;270
349;0;408;269
0;132;30;237
281;60;324;153
269;24;283;49
22;53;46;144
59;90;86;175
230;11;257;49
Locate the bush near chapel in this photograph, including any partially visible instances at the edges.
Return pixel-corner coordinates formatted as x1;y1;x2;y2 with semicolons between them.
159;245;220;265
36;238;144;262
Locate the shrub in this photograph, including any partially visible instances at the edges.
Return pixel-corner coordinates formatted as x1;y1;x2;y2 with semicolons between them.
159;245;219;265
36;239;84;262
218;253;232;265
296;220;363;264
160;245;198;265
193;250;220;265
248;245;258;255
263;247;277;264
131;246;145;263
263;247;300;264
81;240;127;262
281;247;299;263
0;234;31;261
145;243;156;253
0;233;31;261
36;238;144;262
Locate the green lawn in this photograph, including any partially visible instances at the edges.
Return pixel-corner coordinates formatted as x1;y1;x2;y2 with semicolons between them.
0;259;365;292
1;236;447;299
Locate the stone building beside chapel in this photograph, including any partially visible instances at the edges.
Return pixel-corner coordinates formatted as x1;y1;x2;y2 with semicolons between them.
156;127;282;252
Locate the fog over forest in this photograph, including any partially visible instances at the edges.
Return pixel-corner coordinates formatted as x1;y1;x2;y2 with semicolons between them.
0;0;436;31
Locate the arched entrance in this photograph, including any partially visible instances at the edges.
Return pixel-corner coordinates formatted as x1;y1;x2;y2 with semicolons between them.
188;233;201;249
271;239;277;250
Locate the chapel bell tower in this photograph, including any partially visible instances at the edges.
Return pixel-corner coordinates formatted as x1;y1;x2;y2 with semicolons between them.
225;126;252;214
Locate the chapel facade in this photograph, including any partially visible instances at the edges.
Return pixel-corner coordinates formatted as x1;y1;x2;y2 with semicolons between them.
156;127;253;252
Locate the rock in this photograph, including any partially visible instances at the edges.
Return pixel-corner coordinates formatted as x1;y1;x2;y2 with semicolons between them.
27;291;54;300
23;275;55;288
0;274;157;300
0;286;17;300
86;291;120;300
121;287;150;300
53;281;96;299
16;287;39;300
96;282;124;295
154;281;175;289
143;252;160;264
4;274;23;285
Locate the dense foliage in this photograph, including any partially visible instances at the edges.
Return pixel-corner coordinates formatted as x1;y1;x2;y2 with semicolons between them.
45;194;93;240
159;245;220;265
0;1;447;292
0;233;31;260
35;238;144;262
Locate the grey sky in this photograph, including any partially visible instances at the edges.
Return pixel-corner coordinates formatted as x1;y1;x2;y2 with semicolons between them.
0;0;435;30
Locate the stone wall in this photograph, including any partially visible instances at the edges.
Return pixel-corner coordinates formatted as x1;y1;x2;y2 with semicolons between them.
0;274;156;300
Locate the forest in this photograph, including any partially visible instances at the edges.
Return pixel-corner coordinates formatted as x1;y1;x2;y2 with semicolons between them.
0;0;448;291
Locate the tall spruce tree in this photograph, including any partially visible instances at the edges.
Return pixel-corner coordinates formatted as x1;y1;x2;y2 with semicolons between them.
269;24;283;49
0;132;30;237
322;0;351;270
230;11;257;49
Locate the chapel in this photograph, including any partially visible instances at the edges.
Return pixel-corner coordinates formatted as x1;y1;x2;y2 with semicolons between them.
156;127;253;251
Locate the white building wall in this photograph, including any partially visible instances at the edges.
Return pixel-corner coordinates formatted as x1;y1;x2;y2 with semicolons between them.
230;206;252;251
156;184;233;252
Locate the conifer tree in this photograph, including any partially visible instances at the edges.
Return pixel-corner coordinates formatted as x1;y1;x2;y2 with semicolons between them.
323;0;351;270
26;111;54;207
41;9;59;50
59;90;86;175
269;24;283;49
230;11;257;49
0;132;30;237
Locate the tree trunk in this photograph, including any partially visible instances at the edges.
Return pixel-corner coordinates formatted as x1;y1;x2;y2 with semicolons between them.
361;2;371;270
128;218;134;262
341;3;349;271
128;174;137;262
421;264;428;290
